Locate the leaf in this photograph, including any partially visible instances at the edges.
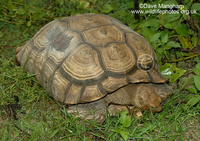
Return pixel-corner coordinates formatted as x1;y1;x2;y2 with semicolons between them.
164;14;180;22
191;35;198;47
160;63;186;84
175;24;188;37
195;63;200;70
56;0;64;5
120;110;131;128
143;19;160;27
118;11;127;17
49;129;59;138
178;35;193;50
7;0;16;11
187;86;197;94
164;41;181;49
191;3;200;11
167;41;181;47
151;39;162;50
119;130;129;141
194;75;200;91
141;27;154;41
127;1;134;9
112;128;129;141
187;29;194;35
17;7;26;15
79;0;90;9
102;4;114;14
180;75;194;90
193;63;200;75
27;21;31;27
150;33;161;43
155;48;164;63
161;33;168;44
163;21;179;29
184;95;200;110
138;126;151;136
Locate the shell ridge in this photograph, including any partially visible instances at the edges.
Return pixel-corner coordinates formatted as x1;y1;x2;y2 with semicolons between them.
18;40;33;66
34;30;67;84
32;19;69;79
47;35;85;94
77;86;86;103
81;24;114;32
63;82;72;103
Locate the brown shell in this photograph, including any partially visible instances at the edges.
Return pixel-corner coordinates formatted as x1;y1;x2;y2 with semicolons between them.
16;13;168;104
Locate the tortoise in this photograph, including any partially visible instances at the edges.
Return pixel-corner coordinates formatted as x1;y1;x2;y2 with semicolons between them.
16;13;171;123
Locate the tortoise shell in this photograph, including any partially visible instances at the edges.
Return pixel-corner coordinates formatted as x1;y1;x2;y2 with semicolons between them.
16;13;168;104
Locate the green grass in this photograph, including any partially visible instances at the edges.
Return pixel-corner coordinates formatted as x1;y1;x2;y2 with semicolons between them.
0;0;200;140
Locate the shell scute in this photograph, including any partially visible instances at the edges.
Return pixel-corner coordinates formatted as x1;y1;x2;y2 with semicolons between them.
82;25;125;47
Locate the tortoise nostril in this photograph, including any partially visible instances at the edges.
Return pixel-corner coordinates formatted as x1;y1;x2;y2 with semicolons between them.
150;106;156;111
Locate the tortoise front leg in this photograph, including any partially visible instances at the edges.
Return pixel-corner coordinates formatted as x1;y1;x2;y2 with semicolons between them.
66;99;107;124
107;104;143;118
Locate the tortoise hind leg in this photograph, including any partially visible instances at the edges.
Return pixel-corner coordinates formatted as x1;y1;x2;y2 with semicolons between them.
67;99;107;124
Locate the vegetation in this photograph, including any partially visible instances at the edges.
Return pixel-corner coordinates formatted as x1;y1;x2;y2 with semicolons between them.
0;0;200;140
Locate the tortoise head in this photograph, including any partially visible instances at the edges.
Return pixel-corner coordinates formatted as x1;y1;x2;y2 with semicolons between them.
132;84;162;113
